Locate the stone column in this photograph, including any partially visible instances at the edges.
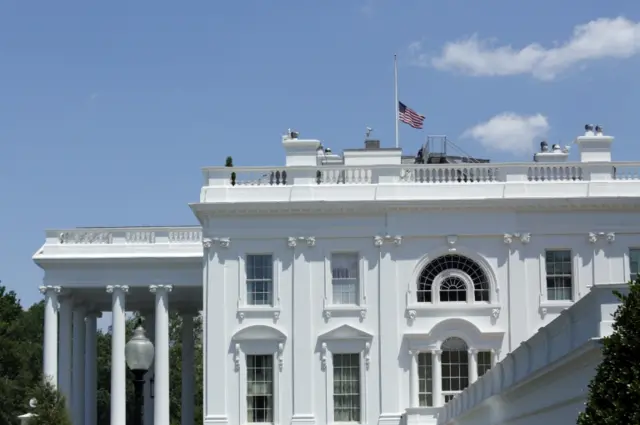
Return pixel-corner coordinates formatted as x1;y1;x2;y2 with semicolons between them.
151;285;172;425
468;349;478;385
39;286;61;386
72;307;86;425
408;350;419;407
85;312;101;425
107;285;129;425
143;312;156;425
181;313;195;425
432;350;443;407
59;295;74;408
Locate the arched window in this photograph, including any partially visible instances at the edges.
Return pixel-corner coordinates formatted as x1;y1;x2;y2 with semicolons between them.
416;255;490;303
441;337;469;402
439;276;467;302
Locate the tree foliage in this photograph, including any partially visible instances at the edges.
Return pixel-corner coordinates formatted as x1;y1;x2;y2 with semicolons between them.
0;284;203;425
29;379;72;425
577;278;640;424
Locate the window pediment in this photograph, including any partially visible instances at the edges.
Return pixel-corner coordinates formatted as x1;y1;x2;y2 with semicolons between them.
231;324;287;341
318;324;373;341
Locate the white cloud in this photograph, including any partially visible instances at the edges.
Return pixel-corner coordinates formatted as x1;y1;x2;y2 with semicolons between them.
417;17;640;80
462;113;549;154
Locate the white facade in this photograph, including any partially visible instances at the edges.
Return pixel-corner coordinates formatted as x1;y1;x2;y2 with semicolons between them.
33;127;639;425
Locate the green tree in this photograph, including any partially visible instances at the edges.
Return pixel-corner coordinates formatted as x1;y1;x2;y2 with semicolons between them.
577;278;640;424
0;286;43;425
29;379;72;425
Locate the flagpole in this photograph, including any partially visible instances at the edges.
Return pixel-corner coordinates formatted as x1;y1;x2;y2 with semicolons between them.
394;54;399;148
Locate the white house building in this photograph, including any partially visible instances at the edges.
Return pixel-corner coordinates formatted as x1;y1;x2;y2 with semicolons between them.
33;125;639;425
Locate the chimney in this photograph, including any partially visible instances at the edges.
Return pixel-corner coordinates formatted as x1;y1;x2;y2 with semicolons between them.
364;139;380;150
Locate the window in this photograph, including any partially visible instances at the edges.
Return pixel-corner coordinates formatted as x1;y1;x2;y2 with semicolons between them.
439;276;467;302
477;351;492;377
418;352;433;407
441;337;469;402
630;249;640;281
246;254;273;306
417;255;490;303
333;353;361;422
331;253;359;305
545;250;572;301
246;355;274;423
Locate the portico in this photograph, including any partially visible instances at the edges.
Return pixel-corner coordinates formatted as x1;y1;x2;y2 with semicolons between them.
34;227;204;425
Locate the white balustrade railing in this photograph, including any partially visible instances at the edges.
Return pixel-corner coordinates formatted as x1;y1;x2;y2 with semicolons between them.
203;162;637;186
51;227;203;245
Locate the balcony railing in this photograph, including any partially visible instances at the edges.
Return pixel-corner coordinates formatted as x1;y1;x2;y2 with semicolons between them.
203;162;640;187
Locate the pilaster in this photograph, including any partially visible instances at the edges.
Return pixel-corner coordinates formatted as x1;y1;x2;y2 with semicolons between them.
291;236;316;424
377;236;402;424
203;237;229;425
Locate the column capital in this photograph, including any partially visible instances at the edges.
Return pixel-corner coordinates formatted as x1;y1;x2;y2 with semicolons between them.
468;348;478;355
408;349;420;358
39;285;62;295
149;284;173;294
106;285;129;294
432;349;442;357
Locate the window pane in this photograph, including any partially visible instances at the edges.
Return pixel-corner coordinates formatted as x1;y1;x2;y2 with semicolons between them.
247;355;273;423
545;250;572;301
331;253;359;305
441;337;469;400
418;353;433;407
477;351;492;377
246;255;274;306
333;353;360;422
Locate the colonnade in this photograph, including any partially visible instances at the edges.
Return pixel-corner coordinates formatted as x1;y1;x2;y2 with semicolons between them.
39;284;197;425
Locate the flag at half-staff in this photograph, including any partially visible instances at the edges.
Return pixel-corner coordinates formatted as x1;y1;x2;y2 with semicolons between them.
398;101;425;129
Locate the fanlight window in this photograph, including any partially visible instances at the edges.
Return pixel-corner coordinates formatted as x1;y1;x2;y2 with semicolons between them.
417;255;490;303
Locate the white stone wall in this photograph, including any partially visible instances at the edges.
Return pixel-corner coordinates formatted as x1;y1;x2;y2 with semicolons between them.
201;209;640;425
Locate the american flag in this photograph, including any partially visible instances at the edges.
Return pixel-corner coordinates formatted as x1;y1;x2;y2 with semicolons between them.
398;101;425;129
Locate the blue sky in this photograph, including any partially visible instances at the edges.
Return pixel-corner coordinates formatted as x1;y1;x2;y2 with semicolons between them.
2;0;640;307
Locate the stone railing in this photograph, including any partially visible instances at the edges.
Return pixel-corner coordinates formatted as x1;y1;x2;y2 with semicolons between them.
48;227;203;245
437;283;627;425
202;162;640;187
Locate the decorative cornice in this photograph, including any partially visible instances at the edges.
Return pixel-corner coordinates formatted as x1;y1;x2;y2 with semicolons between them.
106;285;129;294
202;238;213;249
588;232;615;244
503;233;531;244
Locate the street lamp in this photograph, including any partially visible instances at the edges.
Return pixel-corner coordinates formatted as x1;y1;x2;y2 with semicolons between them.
125;326;155;425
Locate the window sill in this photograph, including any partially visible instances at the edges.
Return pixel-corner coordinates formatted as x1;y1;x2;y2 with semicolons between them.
406;303;501;320
237;306;281;321
323;305;367;320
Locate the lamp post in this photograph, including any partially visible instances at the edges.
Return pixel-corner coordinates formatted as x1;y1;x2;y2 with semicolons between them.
125;326;155;425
